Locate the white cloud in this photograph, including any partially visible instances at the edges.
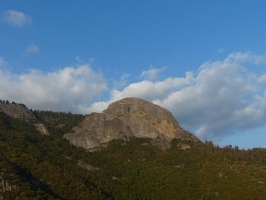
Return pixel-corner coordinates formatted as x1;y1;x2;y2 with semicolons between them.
87;71;193;113
224;51;266;64
139;66;166;80
2;51;266;144
157;54;266;140
218;48;224;53
89;52;266;143
0;65;107;113
2;10;32;28
258;74;266;83
111;73;130;90
26;44;40;54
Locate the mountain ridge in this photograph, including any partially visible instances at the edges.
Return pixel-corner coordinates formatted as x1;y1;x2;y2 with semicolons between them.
0;97;200;150
1;98;266;199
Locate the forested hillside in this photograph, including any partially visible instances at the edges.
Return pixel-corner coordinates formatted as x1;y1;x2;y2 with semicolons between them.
1;106;266;199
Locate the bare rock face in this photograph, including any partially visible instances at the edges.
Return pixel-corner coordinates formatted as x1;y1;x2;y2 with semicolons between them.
0;103;50;135
34;123;50;135
0;103;35;121
64;97;199;150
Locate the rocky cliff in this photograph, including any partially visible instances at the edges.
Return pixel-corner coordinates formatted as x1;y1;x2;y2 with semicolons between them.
0;103;49;135
64;97;199;150
0;103;35;121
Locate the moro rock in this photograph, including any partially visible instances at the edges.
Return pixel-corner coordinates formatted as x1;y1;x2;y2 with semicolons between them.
64;97;199;150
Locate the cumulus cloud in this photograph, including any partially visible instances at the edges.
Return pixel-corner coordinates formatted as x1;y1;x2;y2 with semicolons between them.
158;58;259;140
2;51;266;143
0;65;107;113
2;10;32;28
87;71;193;113
89;52;266;142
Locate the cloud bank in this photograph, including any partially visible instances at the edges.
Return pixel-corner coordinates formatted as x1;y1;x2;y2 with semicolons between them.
0;65;107;113
1;52;266;142
88;52;266;141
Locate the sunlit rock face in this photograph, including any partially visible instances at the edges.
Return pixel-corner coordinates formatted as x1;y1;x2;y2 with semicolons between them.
64;97;200;150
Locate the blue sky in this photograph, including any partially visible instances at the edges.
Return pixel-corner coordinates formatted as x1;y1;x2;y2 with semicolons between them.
1;1;266;149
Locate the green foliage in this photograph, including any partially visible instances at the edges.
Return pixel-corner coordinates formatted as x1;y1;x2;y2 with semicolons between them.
33;110;85;138
1;110;266;199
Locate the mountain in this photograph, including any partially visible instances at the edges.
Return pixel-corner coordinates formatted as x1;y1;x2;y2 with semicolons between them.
1;99;266;199
64;97;200;150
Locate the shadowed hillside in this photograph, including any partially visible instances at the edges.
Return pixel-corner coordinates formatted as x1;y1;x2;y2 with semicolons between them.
0;99;266;199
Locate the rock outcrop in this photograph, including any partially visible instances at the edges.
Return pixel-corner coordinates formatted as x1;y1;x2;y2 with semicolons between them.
34;123;50;135
0;103;35;121
64;97;199;150
0;171;19;199
0;103;50;135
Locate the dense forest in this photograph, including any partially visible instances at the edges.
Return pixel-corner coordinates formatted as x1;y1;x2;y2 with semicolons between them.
1;102;266;199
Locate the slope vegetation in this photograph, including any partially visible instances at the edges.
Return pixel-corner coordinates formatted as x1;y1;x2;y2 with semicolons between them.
0;101;266;199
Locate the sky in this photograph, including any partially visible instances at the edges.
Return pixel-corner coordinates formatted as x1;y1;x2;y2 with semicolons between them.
1;1;266;149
